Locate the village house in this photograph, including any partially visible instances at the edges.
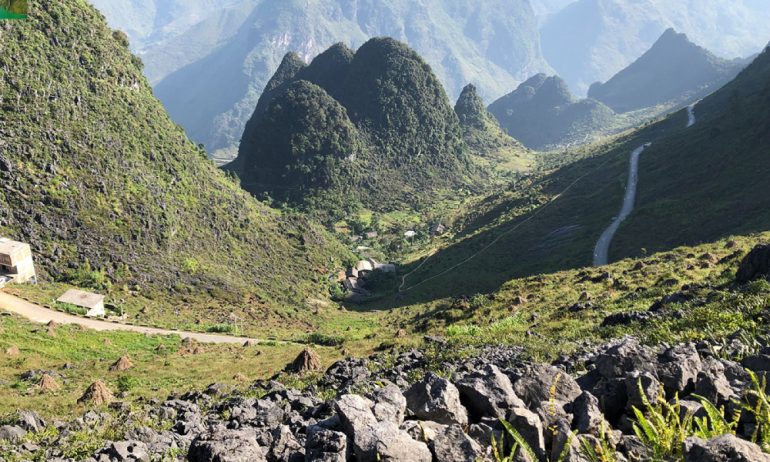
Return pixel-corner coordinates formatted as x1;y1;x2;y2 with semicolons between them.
0;238;36;286
57;289;106;317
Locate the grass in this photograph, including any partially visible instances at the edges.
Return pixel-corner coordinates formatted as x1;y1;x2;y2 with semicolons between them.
0;313;343;417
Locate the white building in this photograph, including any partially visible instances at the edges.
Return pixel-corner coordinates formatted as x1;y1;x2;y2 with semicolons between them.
0;238;36;285
57;289;106;317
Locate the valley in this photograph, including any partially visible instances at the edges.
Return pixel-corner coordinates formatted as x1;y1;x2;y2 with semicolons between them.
2;1;770;461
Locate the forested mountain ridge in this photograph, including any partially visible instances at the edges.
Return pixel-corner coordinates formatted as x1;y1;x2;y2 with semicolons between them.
151;0;550;160
229;38;472;216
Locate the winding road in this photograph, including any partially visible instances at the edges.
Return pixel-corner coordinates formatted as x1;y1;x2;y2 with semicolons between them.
0;292;261;344
593;103;698;266
593;143;651;266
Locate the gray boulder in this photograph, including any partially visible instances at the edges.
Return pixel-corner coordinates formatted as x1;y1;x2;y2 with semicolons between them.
456;364;524;420
625;371;660;412
335;394;431;462
372;383;407;425
188;427;266;462
657;344;701;396
17;410;46;433
95;441;150;462
405;373;468;426
683;435;770;461
571;392;607;437
400;420;446;443
431;424;484;462
268;425;303;462
0;425;27;443
511;364;581;408
736;244;770;284
305;427;346;462
595;337;657;380
506;407;546;459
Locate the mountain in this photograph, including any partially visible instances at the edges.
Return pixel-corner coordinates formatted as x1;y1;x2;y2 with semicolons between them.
0;0;349;311
588;29;746;113
540;0;770;95
454;84;530;169
151;0;551;160
230;38;470;214
488;74;615;150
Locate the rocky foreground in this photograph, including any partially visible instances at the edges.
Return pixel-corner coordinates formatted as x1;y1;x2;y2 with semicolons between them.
2;331;770;461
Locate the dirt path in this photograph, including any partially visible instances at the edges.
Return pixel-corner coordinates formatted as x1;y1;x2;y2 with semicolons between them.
0;292;260;344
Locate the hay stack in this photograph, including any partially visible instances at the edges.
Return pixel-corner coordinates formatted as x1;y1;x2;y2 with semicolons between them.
78;380;114;406
289;348;321;373
38;374;61;393
109;355;134;372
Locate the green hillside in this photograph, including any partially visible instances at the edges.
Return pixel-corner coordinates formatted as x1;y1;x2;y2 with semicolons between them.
0;1;351;324
389;46;770;306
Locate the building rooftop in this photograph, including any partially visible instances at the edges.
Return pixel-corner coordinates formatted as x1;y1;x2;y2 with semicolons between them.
57;289;105;309
0;238;29;258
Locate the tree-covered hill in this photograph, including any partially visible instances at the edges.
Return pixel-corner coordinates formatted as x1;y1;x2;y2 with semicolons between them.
488;74;616;150
230;38;472;216
0;1;351;312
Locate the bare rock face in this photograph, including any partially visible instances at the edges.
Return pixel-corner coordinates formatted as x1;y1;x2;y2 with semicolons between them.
736;244;770;283
290;348;322;373
306;427;347;462
188;427;266;462
683;434;770;462
456;364;524;420
431;424;484;462
78;380;114;406
404;373;469;426
334;394;431;462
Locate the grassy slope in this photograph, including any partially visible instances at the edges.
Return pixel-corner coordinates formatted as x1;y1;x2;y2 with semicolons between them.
388;47;770;307
0;1;353;329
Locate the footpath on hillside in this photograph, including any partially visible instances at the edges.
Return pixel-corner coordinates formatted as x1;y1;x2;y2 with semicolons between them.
0;291;261;344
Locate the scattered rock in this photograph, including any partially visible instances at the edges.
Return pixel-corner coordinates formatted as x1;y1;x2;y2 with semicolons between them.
38;374;61;393
683;434;770;461
736;244;770;283
188;427;266;462
404;373;468;426
78;380;114;406
456;364;524;420
431;424;484;462
0;425;26;443
110;355;134;372
96;440;150;462
16;410;46;432
306;426;346;462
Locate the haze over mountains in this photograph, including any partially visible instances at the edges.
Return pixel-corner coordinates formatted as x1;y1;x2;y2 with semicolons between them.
151;0;551;159
540;0;770;94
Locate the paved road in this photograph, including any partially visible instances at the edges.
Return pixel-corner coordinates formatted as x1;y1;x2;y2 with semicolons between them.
0;292;260;344
593;143;652;266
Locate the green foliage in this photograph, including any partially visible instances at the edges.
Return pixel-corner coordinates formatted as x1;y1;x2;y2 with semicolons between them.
691;394;740;438
742;370;770;450
579;422;619;462
116;374;140;393
631;385;692;462
303;333;345;347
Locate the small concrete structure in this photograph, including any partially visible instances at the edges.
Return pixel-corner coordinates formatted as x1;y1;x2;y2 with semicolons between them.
0;238;36;285
57;289;105;317
404;230;417;238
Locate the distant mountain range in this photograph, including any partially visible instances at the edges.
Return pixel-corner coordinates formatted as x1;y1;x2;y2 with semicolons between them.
99;0;550;160
588;29;747;113
540;0;770;95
